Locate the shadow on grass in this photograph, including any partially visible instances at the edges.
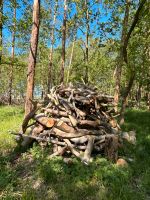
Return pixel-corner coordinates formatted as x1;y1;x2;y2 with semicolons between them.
0;109;150;200
23;145;133;200
121;109;150;198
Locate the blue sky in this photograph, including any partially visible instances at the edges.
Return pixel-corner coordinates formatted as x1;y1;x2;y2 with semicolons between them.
2;0;121;55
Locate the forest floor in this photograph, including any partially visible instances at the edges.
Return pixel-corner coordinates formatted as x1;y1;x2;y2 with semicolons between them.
0;106;150;200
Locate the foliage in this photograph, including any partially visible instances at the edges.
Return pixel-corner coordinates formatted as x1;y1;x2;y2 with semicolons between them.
0;0;149;105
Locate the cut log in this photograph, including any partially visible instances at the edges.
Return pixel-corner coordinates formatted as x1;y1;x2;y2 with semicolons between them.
78;119;100;128
105;135;119;162
68;115;78;127
55;120;75;133
34;114;55;128
43;108;68;117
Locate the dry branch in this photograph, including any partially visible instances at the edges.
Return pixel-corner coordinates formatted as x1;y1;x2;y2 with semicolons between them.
12;84;132;164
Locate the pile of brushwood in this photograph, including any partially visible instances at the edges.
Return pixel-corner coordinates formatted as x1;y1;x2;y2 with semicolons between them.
13;84;135;165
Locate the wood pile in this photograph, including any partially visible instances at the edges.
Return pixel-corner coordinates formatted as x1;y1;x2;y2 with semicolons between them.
15;84;123;164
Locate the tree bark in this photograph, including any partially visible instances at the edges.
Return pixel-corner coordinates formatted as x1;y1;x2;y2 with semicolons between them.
66;40;75;83
118;0;146;124
114;0;130;112
119;71;135;125
83;136;94;163
84;0;89;84
0;0;3;65
60;0;67;84
8;4;16;105
25;0;40;116
47;0;58;92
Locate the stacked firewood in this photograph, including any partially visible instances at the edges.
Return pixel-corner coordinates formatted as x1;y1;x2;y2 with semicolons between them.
15;84;124;164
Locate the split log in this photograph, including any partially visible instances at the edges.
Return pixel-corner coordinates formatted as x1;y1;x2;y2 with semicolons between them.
34;114;55;128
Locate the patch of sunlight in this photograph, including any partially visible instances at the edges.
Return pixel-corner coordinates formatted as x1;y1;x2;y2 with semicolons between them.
145;135;150;141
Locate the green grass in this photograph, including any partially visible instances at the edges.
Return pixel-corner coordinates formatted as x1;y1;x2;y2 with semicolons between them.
0;106;150;200
0;106;24;151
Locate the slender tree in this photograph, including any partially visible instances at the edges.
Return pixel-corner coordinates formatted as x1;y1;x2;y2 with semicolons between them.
66;39;75;83
66;14;77;83
119;0;147;124
119;71;135;124
25;0;40;116
123;0;147;63
47;0;58;92
60;0;67;84
0;0;3;65
113;0;130;112
8;0;16;105
84;0;89;84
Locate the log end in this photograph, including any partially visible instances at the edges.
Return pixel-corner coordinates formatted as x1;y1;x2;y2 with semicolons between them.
116;158;128;167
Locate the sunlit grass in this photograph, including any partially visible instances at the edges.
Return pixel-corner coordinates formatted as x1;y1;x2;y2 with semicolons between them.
0;106;150;199
0;106;24;151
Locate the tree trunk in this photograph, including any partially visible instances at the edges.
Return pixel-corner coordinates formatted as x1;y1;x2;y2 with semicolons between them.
148;92;150;110
119;71;135;125
66;39;75;83
84;0;89;84
60;0;67;84
41;64;46;99
114;0;130;112
146;82;150;110
0;0;3;65
8;4;16;105
25;0;40;116
123;0;147;63
136;83;142;108
47;0;58;92
118;0;146;124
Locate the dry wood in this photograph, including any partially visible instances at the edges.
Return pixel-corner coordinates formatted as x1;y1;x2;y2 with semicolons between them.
83;136;95;164
55;120;75;133
12;84;129;164
71;136;87;144
34;114;55;128
105;135;119;162
48;146;67;159
22;100;39;133
32;124;44;136
51;127;102;138
64;139;82;159
78;119;100;128
43;108;68;117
